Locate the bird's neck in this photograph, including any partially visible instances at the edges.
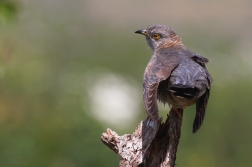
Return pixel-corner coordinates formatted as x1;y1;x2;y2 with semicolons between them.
157;40;186;51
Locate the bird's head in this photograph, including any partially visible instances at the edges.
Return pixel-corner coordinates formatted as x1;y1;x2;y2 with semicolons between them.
135;24;181;51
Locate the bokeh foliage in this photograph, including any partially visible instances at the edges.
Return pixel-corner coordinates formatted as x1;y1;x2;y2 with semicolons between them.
0;0;18;24
1;0;252;167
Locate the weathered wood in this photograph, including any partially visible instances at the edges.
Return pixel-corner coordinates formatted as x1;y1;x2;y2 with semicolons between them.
101;108;183;167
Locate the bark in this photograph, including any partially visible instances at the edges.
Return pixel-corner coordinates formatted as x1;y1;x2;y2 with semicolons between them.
101;108;183;167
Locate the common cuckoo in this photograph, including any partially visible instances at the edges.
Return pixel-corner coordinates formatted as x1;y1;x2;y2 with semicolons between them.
135;25;213;133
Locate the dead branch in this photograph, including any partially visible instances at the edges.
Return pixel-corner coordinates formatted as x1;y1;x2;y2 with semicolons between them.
101;108;183;167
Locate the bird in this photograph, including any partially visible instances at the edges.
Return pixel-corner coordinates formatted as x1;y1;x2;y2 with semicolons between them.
135;25;213;133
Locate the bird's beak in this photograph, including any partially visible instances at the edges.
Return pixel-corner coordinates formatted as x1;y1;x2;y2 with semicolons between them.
135;29;148;36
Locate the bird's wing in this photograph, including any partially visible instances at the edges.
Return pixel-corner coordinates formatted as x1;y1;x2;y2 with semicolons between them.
191;53;213;85
191;53;213;133
193;89;210;133
143;51;181;121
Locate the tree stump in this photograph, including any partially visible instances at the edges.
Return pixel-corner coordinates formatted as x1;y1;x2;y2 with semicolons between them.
101;108;183;167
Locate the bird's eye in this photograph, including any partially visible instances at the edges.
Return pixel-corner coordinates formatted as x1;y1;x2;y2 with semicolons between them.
152;34;161;40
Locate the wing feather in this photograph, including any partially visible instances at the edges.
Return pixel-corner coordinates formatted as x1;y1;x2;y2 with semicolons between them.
143;49;181;121
193;87;210;133
191;53;212;133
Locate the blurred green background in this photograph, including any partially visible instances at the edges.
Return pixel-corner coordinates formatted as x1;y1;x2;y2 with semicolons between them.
1;0;252;166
